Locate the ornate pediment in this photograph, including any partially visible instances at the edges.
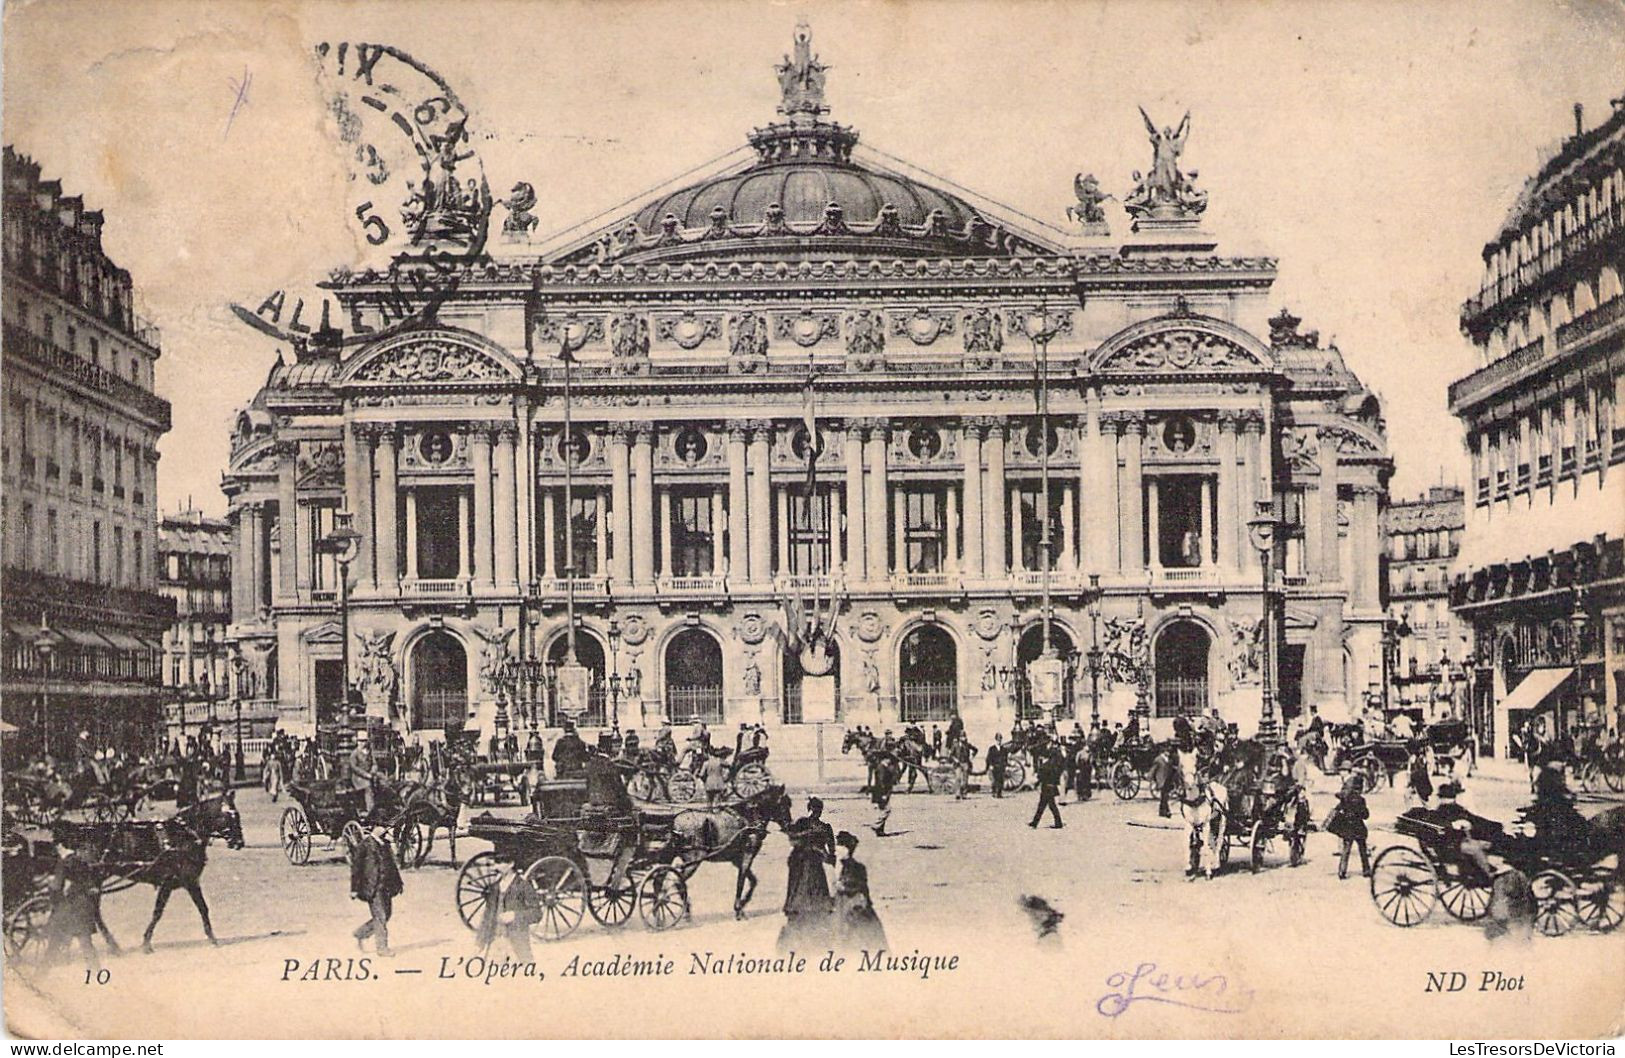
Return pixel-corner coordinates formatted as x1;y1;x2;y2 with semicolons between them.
342;329;519;385
1099;328;1264;372
302;620;344;645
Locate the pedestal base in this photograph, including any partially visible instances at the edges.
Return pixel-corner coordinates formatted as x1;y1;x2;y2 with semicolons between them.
801;675;837;724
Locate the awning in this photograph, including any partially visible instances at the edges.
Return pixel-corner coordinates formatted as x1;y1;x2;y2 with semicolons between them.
4;621;42;642
99;630;148;652
134;636;165;653
1499;667;1574;715
58;627;113;650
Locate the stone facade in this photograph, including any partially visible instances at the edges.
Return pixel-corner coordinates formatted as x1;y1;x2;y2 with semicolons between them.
223;26;1392;761
1383;485;1472;718
1450;99;1625;757
1;146;174;759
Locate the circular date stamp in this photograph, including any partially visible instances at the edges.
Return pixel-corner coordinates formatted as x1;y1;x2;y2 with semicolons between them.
231;43;491;352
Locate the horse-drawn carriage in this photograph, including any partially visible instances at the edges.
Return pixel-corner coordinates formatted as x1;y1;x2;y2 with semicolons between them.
1333;738;1411;791
626;745;776;804
841;730;963;794
1424;720;1477;777
279;779;403;866
1106;739;1172;801
1211;771;1311;873
455;772;689;941
1369;804;1624;935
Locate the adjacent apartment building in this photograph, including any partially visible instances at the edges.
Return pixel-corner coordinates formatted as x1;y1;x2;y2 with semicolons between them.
1;146;174;758
1449;99;1625;758
1384;485;1472;721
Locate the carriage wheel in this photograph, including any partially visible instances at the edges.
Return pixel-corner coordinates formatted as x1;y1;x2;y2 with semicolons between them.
1604;764;1624;794
1577;762;1599;793
1249;820;1269;874
637;866;689;931
521;856;587;941
3;893;53;961
730;763;770;800
1369;845;1437;927
1003;758;1028;792
926;763;957;795
1437;873;1494;922
1576;870;1625;934
668;771;700;804
340;820;365;854
1531;870;1580;937
1111;760;1140;801
454;852;505;931
393;820;426;870
627;771;661;802
279;806;312;866
587;882;638;929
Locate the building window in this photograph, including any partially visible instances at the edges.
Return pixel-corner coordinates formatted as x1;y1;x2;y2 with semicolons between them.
89;336;100;367
1015;485;1065;571
901;487;947;574
1154;475;1214;569
556;493;600;578
669;488;714;577
20;502;35;569
114;527;125;584
410;489;464;581
788;487;833;575
45;508;57;573
134;531;143;583
92;520;103;582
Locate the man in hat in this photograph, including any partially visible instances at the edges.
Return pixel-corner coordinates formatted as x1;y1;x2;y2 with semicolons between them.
347;736;378;816
986;735;1008;799
1434;781;1496;880
350;825;404;956
552;722;587;780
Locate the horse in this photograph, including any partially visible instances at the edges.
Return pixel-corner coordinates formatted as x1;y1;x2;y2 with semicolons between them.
1177;739;1268;879
55;796;237;954
667;784;794;919
842;730;927;791
393;768;467;867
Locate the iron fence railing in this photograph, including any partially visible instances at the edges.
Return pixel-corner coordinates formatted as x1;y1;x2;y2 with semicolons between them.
900;681;957;722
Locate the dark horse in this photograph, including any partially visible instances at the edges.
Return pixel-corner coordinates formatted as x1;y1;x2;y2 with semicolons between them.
842;730;928;792
393;769;467;867
668;784;794;919
55;792;241;954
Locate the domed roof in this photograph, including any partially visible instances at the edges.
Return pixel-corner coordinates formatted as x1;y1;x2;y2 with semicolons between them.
633;148;981;235
558;23;1052;265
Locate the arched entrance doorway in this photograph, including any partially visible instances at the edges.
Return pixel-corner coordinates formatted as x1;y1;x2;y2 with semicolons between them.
411;631;467;731
546;632;608;727
783;640;841;723
1016;624;1076;721
1154;621;1210;719
899;625;957;722
665;629;723;724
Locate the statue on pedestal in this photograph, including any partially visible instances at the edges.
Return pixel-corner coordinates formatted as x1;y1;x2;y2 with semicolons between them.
1123;107;1209;228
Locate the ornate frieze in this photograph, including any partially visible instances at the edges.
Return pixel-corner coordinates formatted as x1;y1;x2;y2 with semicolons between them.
775;309;841;348
655;311;723;350
352;339;508;383
844;309;886;370
532;313;605;348
296;441;344;488
1100;328;1260;372
888;308;956;347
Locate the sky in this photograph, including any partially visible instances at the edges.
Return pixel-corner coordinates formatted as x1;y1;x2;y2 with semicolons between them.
6;0;1624;517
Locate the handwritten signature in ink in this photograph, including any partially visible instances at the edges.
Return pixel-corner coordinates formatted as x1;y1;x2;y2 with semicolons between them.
1096;962;1254;1019
224;67;253;140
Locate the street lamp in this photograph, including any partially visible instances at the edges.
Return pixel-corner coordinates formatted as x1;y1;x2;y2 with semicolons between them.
1023;303;1068;725
318;512;363;721
550;322;594;731
1087;572;1104;724
1247;500;1283;744
33;623;57;762
607;617;622;732
1380;615;1412;717
231;648;248;780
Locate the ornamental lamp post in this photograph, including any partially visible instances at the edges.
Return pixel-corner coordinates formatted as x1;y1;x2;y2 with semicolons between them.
1247;501;1283;744
607;617;623;732
552;323;593;730
1087;572;1103;725
1022;304;1068;725
231;648;249;779
318;513;363;720
34;624;57;763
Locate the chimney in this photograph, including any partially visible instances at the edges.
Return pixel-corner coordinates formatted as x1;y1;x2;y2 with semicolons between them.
1574;102;1584;138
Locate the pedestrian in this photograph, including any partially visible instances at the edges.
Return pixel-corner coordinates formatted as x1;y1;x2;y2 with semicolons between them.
262;743;284;802
987;735;1007;799
476;868;541;961
45;838;120;971
347;737;378;816
953;737;972;800
1407;746;1433;807
931;724;943;758
833;831;888;952
1324;774;1372;880
350;825;404;956
701;747;731;807
869;754;899;836
778;797;836;953
1029;746;1064;829
1073;736;1093;802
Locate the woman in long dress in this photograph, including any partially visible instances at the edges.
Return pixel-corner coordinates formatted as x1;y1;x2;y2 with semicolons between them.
776;797;835;953
833;831;888;953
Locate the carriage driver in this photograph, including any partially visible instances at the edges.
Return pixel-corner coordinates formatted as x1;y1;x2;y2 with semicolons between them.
347;736;378;816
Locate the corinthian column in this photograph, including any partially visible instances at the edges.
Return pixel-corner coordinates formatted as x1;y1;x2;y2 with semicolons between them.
1216;413;1240;573
960;421;984;578
1319;429;1341;583
493;426;518;586
728;426;749;581
632;426;656;586
375;428;399;590
352;425;375;589
748;422;773;583
610;425;633;584
1121;416;1145;570
983;422;1006;576
275;441;298;601
845;422;867;580
865;420;889;578
471;427;494;587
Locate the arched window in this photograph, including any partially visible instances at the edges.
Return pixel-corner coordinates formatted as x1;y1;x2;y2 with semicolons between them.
546;631;607;727
1016;624;1076;720
411;631;467;731
899;625;957;722
665;629;723;723
1154;621;1210;719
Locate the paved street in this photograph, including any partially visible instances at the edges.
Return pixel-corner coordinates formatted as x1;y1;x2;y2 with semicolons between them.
8;763;1623;1038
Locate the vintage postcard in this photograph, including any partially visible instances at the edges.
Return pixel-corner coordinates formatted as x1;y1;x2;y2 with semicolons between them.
3;0;1623;1040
